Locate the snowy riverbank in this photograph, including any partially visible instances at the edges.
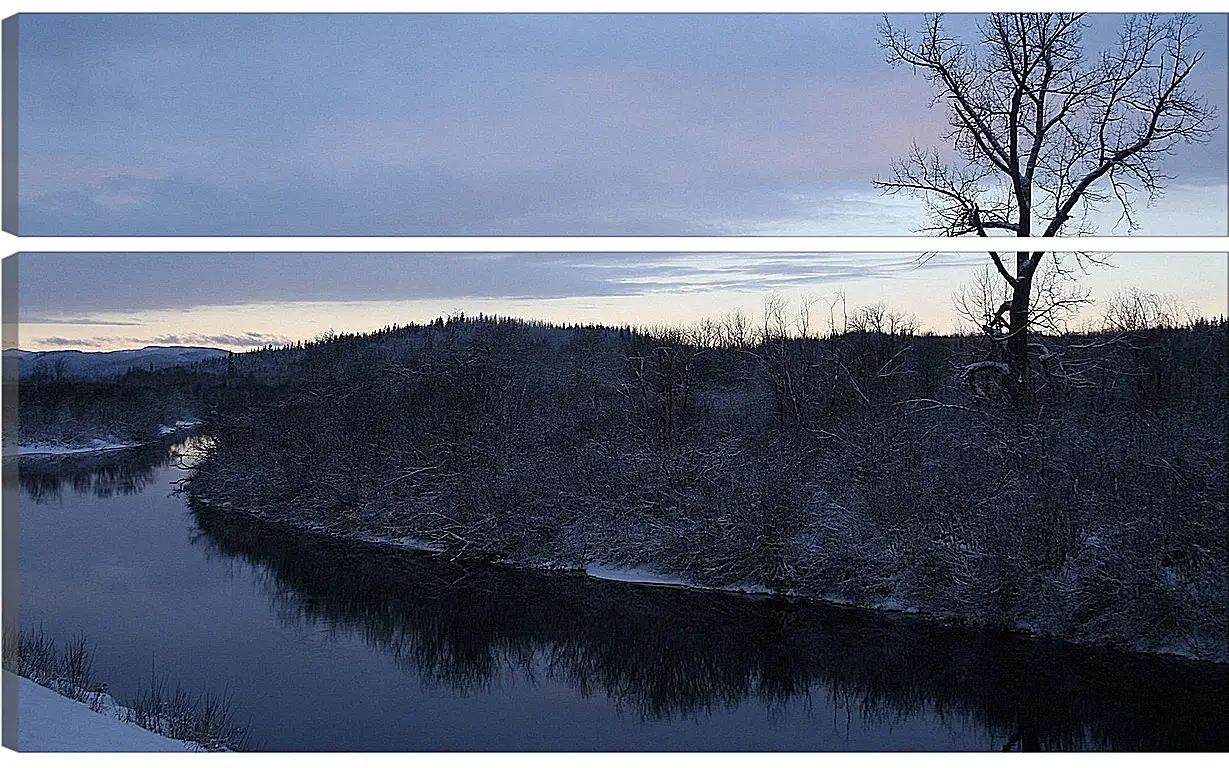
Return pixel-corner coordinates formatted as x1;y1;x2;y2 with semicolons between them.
15;438;145;457
13;420;203;456
6;672;193;752
258;516;1225;665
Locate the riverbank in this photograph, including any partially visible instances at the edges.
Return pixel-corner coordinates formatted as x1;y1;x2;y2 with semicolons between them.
3;628;248;751
13;420;203;457
190;497;1226;667
6;671;194;752
15;438;145;456
188;502;1229;751
16;447;1227;752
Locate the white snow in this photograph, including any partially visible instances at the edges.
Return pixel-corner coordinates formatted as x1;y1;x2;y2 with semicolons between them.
7;672;193;752
356;533;444;553
15;438;144;456
584;564;780;596
879;597;921;614
725;582;779;596
584;564;698;588
158;419;203;436
15;421;201;454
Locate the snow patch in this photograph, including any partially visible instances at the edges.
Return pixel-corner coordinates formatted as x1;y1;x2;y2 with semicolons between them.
16;438;144;456
581;565;771;596
355;533;444;553
8;672;194;752
879;597;921;614
584;564;697;588
724;583;778;596
582;565;780;596
157;419;203;436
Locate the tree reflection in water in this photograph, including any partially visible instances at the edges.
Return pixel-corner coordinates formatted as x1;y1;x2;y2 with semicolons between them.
190;503;1227;751
7;443;174;503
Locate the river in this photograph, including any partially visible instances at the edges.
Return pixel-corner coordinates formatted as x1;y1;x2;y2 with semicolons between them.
9;438;1227;751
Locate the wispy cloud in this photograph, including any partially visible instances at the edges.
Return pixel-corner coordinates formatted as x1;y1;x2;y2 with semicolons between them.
17;252;975;320
151;332;293;347
34;336;104;348
16;13;1226;235
20;318;145;326
28;331;293;351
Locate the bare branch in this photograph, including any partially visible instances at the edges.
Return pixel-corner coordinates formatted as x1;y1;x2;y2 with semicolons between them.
879;13;1215;383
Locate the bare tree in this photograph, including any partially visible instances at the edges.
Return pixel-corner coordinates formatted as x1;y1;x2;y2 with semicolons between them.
876;13;1215;389
1100;286;1197;331
954;265;1090;340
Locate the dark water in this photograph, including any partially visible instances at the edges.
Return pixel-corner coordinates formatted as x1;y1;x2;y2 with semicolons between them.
10;439;1228;751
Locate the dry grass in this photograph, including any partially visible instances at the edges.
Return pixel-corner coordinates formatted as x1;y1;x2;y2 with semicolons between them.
3;626;249;751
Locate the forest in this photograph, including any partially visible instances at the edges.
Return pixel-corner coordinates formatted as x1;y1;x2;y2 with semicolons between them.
13;352;285;447
16;372;207;447
164;300;1226;663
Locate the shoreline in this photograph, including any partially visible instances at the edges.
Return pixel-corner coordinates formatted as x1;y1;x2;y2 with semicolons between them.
11;421;204;457
14;441;145;457
4;627;247;751
192;497;1228;668
6;671;196;752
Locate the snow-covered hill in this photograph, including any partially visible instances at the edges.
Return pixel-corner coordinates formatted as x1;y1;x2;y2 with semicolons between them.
10;346;227;380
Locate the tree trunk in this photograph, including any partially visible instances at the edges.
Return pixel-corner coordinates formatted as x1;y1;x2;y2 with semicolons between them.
1008;191;1034;395
1007;264;1033;392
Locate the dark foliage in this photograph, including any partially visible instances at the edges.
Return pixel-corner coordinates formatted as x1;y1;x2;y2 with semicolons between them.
182;313;1228;662
13;356;288;448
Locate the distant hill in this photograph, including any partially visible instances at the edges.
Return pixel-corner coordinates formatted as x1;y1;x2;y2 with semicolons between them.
11;346;228;380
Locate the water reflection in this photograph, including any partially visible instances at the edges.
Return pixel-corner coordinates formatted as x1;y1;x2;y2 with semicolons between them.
190;504;1228;751
6;436;212;504
7;443;175;503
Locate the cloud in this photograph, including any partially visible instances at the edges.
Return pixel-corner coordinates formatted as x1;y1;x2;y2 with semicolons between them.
17;252;985;322
20;318;145;327
33;336;106;348
21;165;885;236
17;14;1223;235
27;331;293;351
150;332;293;347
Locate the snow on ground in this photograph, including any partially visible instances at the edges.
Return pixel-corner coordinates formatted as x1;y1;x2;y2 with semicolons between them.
584;564;780;596
356;533;444;553
584;564;698;588
6;672;192;752
15;438;144;456
15;420;202;455
158;419;203;436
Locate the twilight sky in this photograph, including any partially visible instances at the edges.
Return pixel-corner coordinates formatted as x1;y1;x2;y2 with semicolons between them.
14;13;1229;236
13;252;1228;351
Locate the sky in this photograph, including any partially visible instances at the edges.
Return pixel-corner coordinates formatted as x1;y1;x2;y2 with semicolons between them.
14;12;1229;236
13;252;1229;351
